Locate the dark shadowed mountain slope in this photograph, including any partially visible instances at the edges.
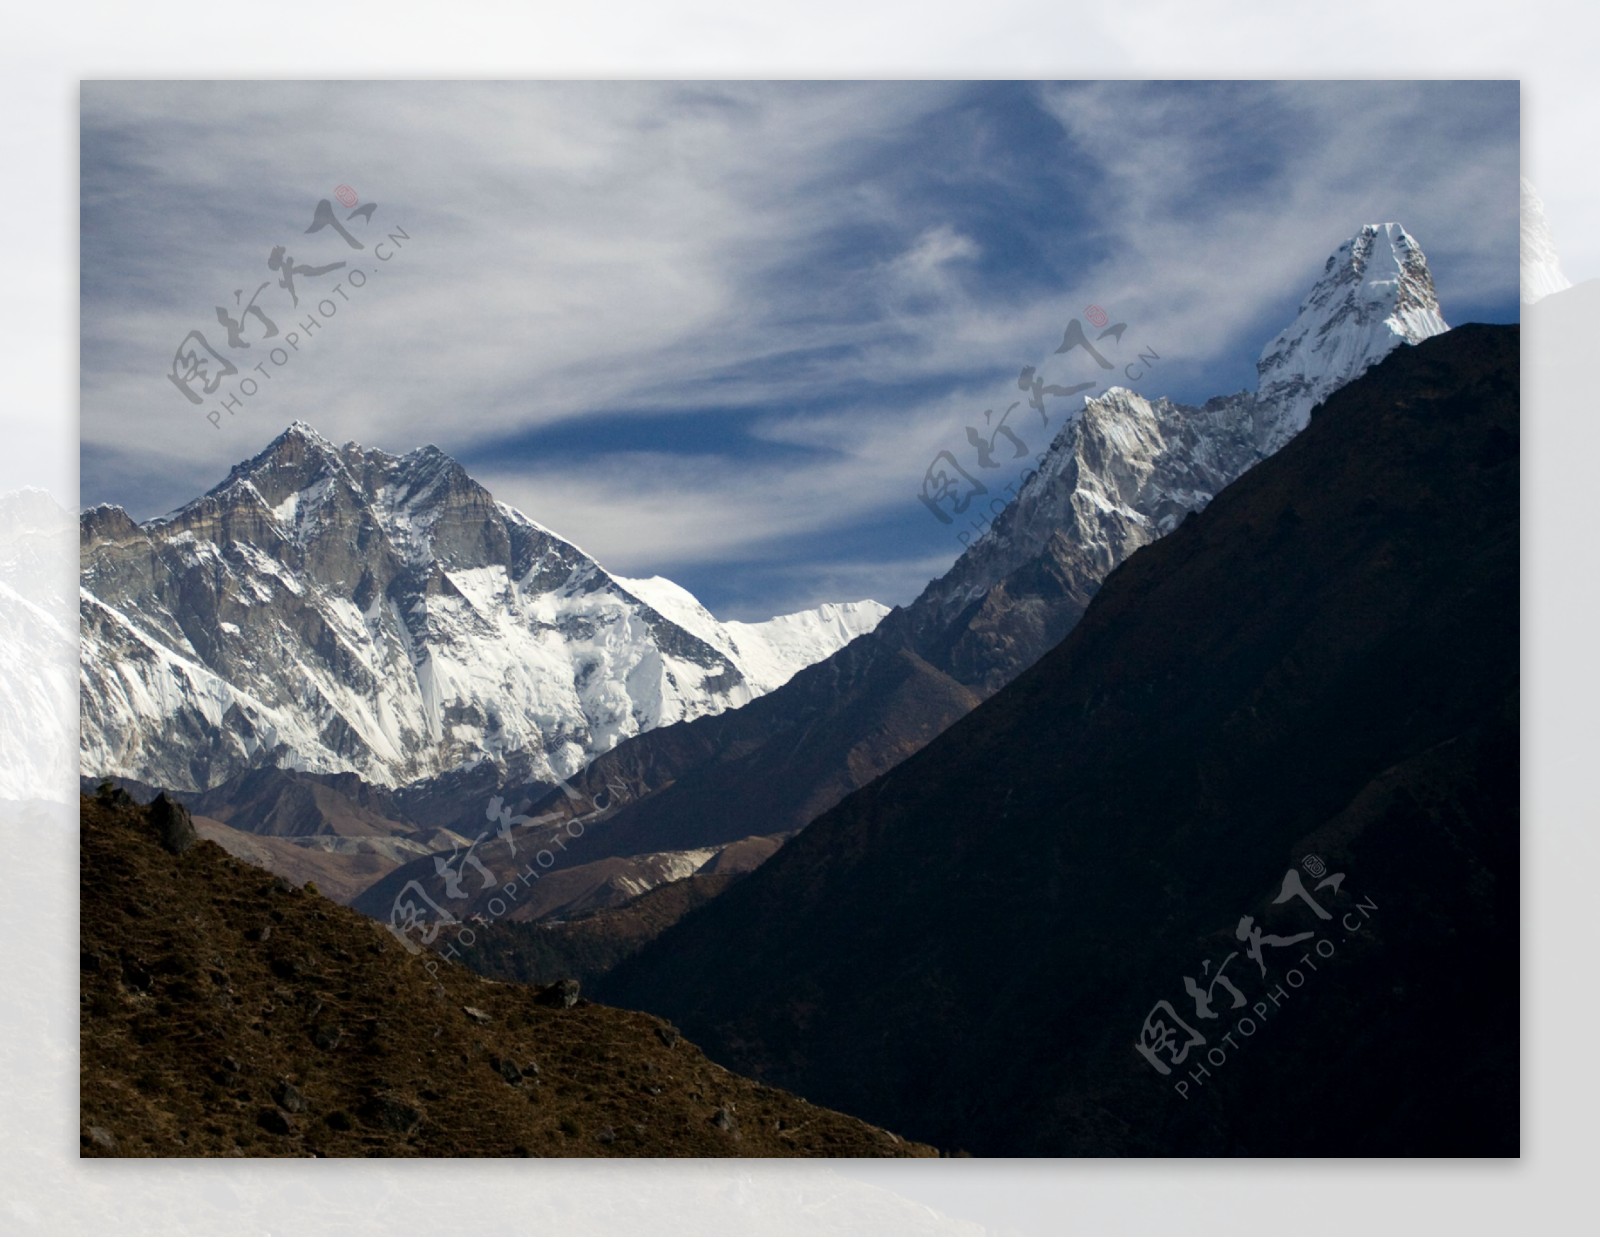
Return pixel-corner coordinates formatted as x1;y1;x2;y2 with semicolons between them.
113;228;1449;926
483;225;1452;873
599;324;1519;1157
454;873;743;992
79;788;933;1158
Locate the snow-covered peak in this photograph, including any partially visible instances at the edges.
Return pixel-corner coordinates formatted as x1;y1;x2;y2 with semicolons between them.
261;419;349;473
612;575;887;695
612;575;730;653
1253;223;1448;452
1;485;73;529
283;418;337;445
195;419;347;513
1521;178;1572;305
921;223;1451;638
81;426;887;791
0;487;76;804
723;600;891;693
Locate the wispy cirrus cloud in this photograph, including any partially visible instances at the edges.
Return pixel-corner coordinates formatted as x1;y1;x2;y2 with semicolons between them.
81;80;1519;617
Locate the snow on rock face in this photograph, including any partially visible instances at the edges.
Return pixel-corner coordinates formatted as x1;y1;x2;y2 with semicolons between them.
0;488;78;804
722;600;891;693
1521;178;1572;306
614;576;888;696
80;424;887;792
1253;223;1448;454
916;224;1450;641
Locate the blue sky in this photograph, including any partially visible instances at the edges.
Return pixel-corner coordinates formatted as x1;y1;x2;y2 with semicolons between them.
81;80;1519;620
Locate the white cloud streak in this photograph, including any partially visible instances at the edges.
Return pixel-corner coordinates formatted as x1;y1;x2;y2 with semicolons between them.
81;80;1518;617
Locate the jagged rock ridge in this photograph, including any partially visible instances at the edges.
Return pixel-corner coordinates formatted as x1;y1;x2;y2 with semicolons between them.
79;424;886;792
915;222;1450;677
507;223;1452;864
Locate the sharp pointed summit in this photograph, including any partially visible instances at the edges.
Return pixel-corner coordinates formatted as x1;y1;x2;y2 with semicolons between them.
513;223;1462;868
1252;223;1448;452
79;434;888;792
915;223;1450;666
1521;178;1573;305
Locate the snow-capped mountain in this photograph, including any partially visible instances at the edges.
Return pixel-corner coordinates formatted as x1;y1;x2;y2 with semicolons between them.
526;223;1456;861
80;424;887;792
915;222;1449;658
0;488;77;804
1521;177;1572;305
610;574;889;697
1252;222;1447;453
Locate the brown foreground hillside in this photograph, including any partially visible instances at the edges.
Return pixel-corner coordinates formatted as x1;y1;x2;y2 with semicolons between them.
79;789;933;1158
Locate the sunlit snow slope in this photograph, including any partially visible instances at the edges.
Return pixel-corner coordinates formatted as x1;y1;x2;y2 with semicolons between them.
80;425;885;792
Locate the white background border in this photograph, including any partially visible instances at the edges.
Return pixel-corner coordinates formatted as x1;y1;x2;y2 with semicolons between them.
6;2;1591;1233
